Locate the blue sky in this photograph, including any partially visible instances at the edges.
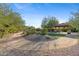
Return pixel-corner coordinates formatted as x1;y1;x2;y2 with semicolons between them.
10;3;79;28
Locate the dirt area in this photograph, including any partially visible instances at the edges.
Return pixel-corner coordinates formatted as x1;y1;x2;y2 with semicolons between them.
0;33;79;56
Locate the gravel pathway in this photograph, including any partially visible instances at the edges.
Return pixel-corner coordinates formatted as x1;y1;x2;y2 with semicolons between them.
0;34;79;56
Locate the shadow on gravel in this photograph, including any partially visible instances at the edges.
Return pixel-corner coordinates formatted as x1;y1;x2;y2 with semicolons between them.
0;34;58;43
23;35;58;42
1;34;79;56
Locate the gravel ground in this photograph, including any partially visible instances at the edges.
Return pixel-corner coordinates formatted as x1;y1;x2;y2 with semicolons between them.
0;34;79;56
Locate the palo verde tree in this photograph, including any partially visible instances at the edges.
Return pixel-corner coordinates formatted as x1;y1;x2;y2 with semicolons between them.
0;4;25;38
69;11;79;32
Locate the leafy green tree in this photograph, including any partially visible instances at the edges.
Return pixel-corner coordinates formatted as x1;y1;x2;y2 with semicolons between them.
69;11;79;32
0;4;25;38
47;17;59;28
41;17;48;28
41;16;59;28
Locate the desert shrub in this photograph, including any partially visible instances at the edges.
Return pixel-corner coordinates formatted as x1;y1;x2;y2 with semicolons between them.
23;26;36;35
36;28;41;31
71;28;78;32
0;4;25;38
41;28;48;35
35;28;42;34
35;31;41;34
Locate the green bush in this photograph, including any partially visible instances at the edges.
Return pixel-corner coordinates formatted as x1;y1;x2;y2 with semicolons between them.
41;28;48;35
35;31;41;34
0;4;25;38
23;26;36;35
35;28;42;35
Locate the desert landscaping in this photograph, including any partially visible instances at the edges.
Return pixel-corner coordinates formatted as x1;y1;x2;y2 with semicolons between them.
0;3;79;56
0;32;79;56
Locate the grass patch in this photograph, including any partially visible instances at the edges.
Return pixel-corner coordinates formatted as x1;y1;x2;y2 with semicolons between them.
48;32;66;37
45;35;58;40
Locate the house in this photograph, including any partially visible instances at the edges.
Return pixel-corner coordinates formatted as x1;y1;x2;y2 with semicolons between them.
49;23;69;32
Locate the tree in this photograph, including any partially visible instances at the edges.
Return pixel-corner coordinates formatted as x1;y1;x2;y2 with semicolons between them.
69;11;79;32
47;17;59;28
41;16;59;28
0;4;25;38
41;17;48;28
